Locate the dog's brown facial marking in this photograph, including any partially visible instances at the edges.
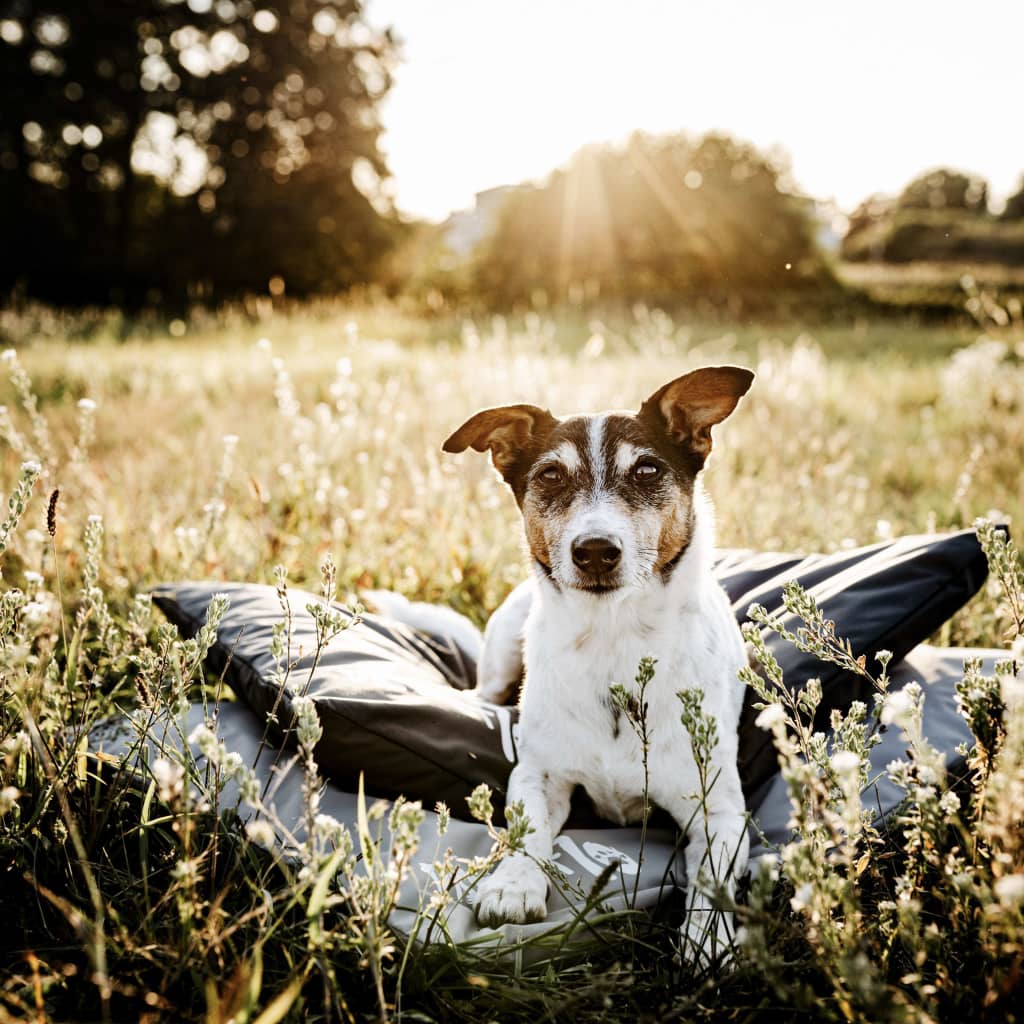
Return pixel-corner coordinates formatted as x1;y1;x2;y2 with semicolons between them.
443;365;753;592
524;506;553;570
654;499;694;574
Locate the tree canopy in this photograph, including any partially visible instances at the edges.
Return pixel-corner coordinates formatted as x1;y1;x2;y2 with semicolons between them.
896;168;989;214
469;132;829;309
0;0;399;306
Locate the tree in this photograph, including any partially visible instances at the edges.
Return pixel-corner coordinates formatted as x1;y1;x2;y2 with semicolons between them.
840;194;896;262
1001;176;1024;221
470;132;829;309
0;0;399;306
897;168;989;213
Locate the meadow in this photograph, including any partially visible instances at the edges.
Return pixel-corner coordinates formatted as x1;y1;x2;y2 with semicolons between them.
1;301;1023;1022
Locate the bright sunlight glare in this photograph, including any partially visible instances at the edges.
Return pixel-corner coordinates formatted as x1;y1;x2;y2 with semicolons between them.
371;0;1024;221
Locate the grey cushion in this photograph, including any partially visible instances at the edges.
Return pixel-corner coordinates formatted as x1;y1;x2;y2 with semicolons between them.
88;643;1002;946
151;529;991;822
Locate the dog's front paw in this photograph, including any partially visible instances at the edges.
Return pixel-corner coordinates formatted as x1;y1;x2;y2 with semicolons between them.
475;858;548;927
678;906;736;970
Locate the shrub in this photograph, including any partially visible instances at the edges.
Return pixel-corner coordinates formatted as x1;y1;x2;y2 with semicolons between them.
470;132;834;310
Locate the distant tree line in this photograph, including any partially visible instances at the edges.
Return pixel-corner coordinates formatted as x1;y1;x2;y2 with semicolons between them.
6;0;1023;317
0;0;400;307
385;132;835;313
843;168;1024;265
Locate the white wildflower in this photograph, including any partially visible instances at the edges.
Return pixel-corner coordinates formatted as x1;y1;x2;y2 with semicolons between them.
171;858;199;885
1000;664;1024;709
20;599;49;628
77;398;97;412
236;767;259;808
245;819;276;849
188;723;220;762
939;790;961;820
435;801;450;835
831;749;861;777
4;731;30;757
791;882;814;912
886;758;913;788
0;786;20;815
881;685;919;729
751;852;780;882
152;757;185;804
292;696;322;751
755;703;786;730
314;812;346;846
994;874;1024;907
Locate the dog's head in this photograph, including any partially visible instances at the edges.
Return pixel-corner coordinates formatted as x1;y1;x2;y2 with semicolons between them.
443;366;753;595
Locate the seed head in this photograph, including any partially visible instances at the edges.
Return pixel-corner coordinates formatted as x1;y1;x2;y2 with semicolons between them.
46;488;59;537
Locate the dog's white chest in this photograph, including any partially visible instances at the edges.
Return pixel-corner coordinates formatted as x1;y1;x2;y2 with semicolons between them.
574;724;650;824
515;560;745;827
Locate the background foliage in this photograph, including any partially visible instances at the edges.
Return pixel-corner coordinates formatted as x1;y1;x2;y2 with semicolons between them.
468;132;832;311
0;0;399;306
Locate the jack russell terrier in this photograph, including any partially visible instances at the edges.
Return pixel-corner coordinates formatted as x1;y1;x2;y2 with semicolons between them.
381;366;754;963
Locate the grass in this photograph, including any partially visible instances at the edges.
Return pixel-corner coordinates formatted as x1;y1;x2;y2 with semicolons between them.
1;300;1023;1022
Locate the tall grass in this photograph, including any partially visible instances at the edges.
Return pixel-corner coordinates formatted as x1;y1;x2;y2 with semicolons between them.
1;306;1022;1021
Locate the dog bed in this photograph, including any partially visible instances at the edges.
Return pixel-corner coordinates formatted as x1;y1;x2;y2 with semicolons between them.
90;529;998;945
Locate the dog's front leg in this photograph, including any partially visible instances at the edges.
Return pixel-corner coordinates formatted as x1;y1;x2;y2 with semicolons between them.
475;761;572;927
664;783;749;965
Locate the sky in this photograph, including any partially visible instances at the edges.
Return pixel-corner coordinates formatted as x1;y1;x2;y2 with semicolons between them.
369;0;1024;222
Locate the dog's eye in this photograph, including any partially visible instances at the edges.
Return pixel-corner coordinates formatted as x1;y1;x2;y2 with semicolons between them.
538;465;566;486
632;461;661;482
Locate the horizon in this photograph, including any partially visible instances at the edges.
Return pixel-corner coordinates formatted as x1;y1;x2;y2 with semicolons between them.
370;0;1024;222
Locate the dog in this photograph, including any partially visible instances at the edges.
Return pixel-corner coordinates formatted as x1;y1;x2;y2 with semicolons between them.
439;366;755;962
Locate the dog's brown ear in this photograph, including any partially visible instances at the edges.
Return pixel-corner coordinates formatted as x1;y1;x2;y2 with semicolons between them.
443;404;558;477
639;366;754;463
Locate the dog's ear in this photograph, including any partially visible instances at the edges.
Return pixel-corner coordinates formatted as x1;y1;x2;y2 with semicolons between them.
639;366;754;463
442;404;559;478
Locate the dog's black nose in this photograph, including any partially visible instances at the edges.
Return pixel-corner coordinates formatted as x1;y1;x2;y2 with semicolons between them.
571;536;622;574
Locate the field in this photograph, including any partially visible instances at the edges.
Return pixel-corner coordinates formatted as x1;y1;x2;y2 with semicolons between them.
837;261;1024;321
2;302;1024;1022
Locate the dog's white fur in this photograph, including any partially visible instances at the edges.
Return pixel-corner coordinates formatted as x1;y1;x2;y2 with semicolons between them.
439;370;753;962
478;484;747;960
